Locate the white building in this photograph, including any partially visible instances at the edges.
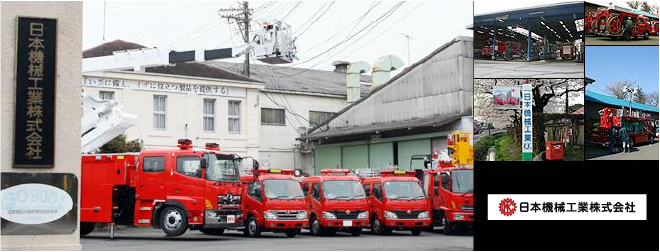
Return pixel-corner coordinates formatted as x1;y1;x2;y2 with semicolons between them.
81;41;369;172
81;70;264;159
203;61;370;172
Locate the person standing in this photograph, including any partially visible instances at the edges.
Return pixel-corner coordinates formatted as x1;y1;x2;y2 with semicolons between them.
624;17;634;41
620;126;629;153
609;126;617;153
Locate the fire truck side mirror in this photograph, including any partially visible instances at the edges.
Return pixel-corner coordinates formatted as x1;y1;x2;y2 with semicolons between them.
253;160;260;170
200;158;207;169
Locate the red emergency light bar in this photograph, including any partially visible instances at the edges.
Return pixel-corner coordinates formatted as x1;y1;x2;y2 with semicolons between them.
205;142;220;151
380;170;415;177
177;139;193;150
320;169;350;176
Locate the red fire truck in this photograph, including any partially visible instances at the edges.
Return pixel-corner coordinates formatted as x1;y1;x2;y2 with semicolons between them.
360;170;431;236
591;107;656;147
559;43;576;60
595;7;652;40
481;39;521;60
80;140;246;237
300;169;369;236
412;132;473;235
240;169;308;238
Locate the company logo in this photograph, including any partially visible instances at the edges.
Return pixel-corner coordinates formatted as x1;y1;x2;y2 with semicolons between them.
345;210;351;214
499;198;517;216
489;194;646;220
406;210;411;214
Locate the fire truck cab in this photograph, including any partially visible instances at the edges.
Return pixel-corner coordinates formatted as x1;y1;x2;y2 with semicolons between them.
360;170;431;236
80;140;245;237
422;167;473;234
300;169;369;236
240;169;308;238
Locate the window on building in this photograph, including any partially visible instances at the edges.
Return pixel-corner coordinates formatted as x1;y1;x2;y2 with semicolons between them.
261;108;286;126
228;100;241;133
309;111;335;128
203;99;215;132
153;95;167;130
99;90;114;100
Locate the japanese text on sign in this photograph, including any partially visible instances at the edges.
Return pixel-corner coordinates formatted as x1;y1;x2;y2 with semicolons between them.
83;77;247;98
13;17;56;167
521;84;533;161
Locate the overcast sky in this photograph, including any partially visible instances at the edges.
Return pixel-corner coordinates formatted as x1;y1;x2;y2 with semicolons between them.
83;1;473;72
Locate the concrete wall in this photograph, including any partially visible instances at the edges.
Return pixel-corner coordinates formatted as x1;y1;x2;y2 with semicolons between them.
82;71;264;159
258;91;348;172
1;1;83;250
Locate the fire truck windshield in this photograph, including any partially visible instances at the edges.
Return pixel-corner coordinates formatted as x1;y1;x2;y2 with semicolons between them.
205;154;240;182
322;180;366;200
383;181;426;200
263;179;304;200
451;169;473;194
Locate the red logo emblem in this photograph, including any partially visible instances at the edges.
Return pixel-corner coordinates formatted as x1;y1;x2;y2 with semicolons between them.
406;210;411;214
499;198;516;216
345;210;350;214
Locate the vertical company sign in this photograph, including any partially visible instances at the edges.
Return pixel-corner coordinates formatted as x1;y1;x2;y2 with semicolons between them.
521;84;533;161
13;17;56;168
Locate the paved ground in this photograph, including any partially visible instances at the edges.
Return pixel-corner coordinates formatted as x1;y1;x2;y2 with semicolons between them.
81;227;473;251
586;140;659;160
474;60;584;78
585;35;659;46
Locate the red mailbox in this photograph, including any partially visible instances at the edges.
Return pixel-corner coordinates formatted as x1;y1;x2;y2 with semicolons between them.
545;141;564;161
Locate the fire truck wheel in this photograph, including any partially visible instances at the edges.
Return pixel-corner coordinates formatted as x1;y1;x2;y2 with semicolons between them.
371;217;389;235
284;229;298;238
644;32;650;39
160;206;188;236
309;216;322;236
443;216;454;235
199;228;225;235
244;216;262;237
80;222;96;236
411;228;422;236
349;227;362;236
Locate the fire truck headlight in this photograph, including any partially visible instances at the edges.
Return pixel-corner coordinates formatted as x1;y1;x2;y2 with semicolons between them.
417;211;429;219
322;211;337;219
384;211;398;219
296;211;308;220
454;213;465;220
263;211;278;220
357;211;368;219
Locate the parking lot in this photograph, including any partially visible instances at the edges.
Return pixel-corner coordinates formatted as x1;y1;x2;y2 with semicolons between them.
586;35;659;45
81;227;473;251
474;59;585;78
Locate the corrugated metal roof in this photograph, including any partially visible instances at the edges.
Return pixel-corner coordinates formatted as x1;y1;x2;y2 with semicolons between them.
203;61;371;97
586;91;659;113
299;36;473;140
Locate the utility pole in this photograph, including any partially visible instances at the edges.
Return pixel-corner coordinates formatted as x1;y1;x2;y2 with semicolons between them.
219;1;252;77
402;33;412;65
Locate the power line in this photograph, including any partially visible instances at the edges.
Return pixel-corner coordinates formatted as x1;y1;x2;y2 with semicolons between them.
290;2;402;68
301;2;382;55
300;2;405;70
281;1;303;21
337;2;424;60
293;2;335;38
276;2;405;77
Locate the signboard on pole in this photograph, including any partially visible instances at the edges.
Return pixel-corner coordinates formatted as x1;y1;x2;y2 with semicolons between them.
492;86;521;109
13;17;57;168
521;84;533;161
